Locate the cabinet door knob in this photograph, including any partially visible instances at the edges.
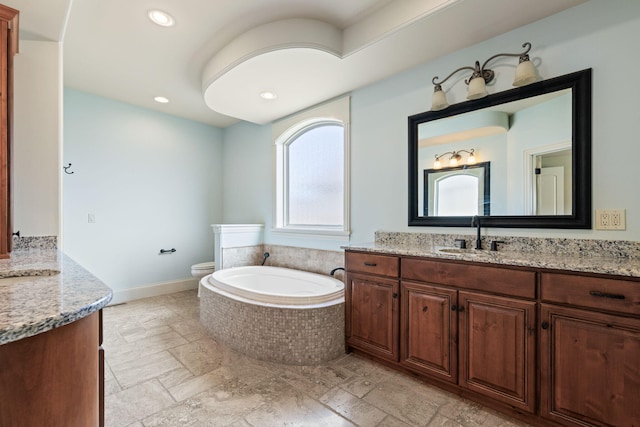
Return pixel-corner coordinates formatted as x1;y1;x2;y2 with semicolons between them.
392;293;398;299
541;322;549;330
422;306;428;312
457;306;465;312
451;305;457;311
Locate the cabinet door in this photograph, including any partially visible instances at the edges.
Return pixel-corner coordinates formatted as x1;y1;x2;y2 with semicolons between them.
346;272;399;361
540;304;640;427
400;281;457;383
458;292;536;413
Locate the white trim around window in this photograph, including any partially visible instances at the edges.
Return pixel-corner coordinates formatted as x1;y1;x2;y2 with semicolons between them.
272;96;350;240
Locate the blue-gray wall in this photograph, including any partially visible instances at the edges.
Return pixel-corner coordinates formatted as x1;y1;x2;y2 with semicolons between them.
63;89;224;292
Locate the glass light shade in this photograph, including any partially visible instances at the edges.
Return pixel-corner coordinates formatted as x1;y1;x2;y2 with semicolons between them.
449;154;460;166
431;87;449;111
467;77;488;100
434;158;442;169
467;153;476;164
513;59;538;86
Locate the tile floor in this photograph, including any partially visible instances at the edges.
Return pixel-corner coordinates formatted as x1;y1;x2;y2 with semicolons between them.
104;290;531;427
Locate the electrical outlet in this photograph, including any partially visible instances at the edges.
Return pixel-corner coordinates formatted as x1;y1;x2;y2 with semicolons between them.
88;213;96;223
595;209;625;230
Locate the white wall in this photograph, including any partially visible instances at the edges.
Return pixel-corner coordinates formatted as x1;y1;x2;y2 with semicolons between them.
63;89;224;295
13;40;61;237
222;0;640;247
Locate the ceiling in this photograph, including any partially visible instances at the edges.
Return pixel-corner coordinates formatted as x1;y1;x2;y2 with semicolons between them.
6;0;586;128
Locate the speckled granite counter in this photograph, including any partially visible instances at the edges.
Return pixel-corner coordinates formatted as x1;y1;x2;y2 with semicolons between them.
345;232;640;278
0;249;112;345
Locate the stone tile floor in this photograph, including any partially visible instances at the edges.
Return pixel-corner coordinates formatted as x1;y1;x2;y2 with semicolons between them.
104;290;531;427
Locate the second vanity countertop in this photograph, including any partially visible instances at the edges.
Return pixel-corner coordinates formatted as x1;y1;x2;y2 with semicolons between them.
344;242;640;279
0;249;113;345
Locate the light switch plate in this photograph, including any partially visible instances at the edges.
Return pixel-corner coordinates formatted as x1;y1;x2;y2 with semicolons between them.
595;209;626;230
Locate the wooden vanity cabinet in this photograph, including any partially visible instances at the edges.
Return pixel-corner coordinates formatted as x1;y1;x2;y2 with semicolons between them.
540;272;640;427
401;258;537;414
345;252;400;361
400;281;457;383
0;5;17;258
345;250;640;426
0;310;104;426
458;291;536;413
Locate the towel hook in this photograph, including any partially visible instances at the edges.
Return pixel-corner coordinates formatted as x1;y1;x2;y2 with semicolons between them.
63;163;74;174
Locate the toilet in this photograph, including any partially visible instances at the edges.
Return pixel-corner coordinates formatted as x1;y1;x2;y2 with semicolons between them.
192;261;215;298
191;261;215;280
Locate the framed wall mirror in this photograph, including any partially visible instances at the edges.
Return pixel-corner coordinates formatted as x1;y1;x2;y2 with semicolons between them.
408;69;591;228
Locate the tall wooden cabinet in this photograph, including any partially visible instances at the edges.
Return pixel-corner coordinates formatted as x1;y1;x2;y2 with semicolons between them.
345;250;640;426
0;4;17;259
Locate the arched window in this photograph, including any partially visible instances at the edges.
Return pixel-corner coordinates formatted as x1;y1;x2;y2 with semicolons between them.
273;98;350;237
435;174;479;216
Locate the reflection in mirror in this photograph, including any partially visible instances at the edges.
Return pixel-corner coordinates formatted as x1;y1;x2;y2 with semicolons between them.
408;69;591;228
418;90;570;217
424;162;490;216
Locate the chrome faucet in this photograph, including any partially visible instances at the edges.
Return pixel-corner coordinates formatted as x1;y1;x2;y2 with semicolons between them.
471;215;482;250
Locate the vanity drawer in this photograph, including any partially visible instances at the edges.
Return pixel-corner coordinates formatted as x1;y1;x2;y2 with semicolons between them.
402;258;535;299
541;272;640;316
345;252;399;278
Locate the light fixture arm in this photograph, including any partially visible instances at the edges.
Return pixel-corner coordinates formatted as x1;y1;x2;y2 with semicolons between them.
478;42;532;83
432;42;532;87
432;66;476;87
434;151;456;161
455;149;475;157
434;149;475;162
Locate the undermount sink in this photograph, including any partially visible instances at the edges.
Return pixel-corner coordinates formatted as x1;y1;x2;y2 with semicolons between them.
436;247;484;256
0;269;60;285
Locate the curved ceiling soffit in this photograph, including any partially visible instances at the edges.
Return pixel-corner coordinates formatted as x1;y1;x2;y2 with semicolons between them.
202;18;344;120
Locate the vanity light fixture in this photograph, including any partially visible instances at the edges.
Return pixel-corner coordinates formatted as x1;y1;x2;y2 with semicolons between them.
431;42;538;111
148;10;175;27
434;149;476;169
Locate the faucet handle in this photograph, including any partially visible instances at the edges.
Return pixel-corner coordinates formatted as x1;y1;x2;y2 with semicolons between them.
454;239;467;249
490;240;505;251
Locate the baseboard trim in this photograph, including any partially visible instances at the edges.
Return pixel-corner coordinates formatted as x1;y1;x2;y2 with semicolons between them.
109;278;198;305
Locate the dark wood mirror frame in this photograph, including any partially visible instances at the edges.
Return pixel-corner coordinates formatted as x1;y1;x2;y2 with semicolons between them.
408;68;592;228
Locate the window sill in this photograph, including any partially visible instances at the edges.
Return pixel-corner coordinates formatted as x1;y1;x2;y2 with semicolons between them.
271;227;351;241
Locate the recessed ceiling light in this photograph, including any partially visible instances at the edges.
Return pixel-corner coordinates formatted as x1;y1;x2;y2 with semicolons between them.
259;91;277;100
148;10;175;27
154;96;169;103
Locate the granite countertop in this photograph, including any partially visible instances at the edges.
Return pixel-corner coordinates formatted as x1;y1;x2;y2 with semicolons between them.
0;249;113;345
345;242;640;278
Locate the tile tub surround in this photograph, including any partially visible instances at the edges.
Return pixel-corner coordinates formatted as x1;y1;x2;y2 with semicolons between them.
0;249;113;345
200;284;345;365
341;231;640;278
221;244;344;278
